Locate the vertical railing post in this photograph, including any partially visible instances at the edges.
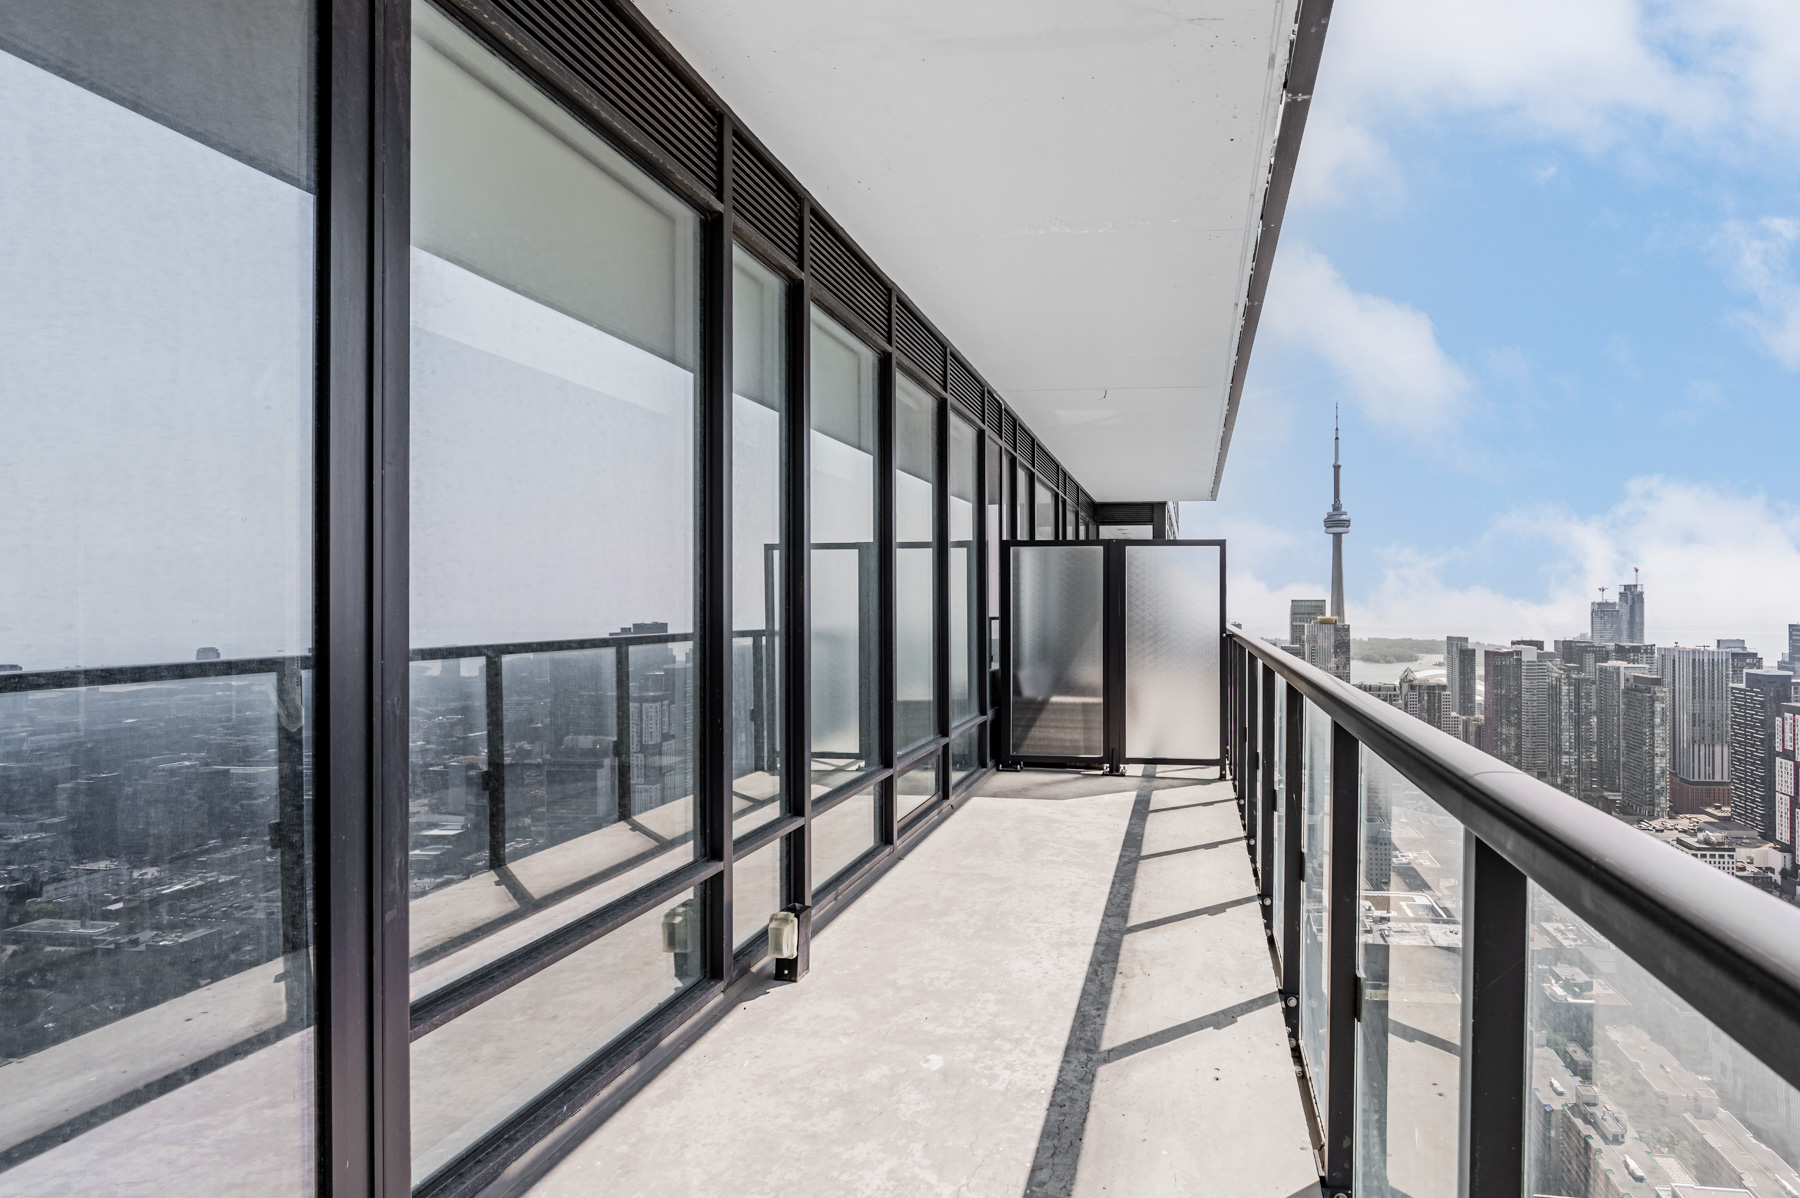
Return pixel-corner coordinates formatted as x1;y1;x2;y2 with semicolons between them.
1244;653;1259;848
1282;686;1304;999
1459;834;1529;1198
1259;661;1277;903
484;651;507;871
1323;720;1359;1193
615;641;633;824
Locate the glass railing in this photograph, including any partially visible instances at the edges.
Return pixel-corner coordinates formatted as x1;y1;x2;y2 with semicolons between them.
1227;628;1800;1198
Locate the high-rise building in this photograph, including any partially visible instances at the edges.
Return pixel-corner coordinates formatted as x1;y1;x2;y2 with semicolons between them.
1618;579;1645;644
1521;659;1553;778
1731;669;1793;840
1613;642;1657;666
1784;623;1800;673
1288;599;1326;648
1722;646;1763;684
1621;671;1671;820
1306;617;1351;682
1657;647;1732;783
1483;649;1523;768
1445;636;1476;715
1590;595;1622;644
1595;660;1633;795
1398;668;1446;729
1776;701;1800;851
1564;670;1598;802
1323;410;1351;621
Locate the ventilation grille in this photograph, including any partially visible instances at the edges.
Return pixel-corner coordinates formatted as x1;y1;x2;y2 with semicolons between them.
985;392;1003;430
808;213;889;337
892;302;945;383
484;0;721;191
1096;502;1155;525
731;133;802;262
948;359;982;419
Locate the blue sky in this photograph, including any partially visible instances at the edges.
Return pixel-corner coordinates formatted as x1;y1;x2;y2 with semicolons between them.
1188;0;1800;660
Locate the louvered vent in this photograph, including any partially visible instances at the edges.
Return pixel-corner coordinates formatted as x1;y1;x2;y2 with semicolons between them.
985;392;1003;431
731;132;802;263
482;0;721;192
893;302;945;383
948;359;982;419
808;213;889;337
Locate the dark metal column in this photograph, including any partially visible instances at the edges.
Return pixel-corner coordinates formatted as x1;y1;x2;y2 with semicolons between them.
698;184;734;983
320;0;411;1189
1460;833;1529;1198
876;353;898;844
483;651;506;870
778;268;812;981
1323;721;1359;1192
1103;541;1126;773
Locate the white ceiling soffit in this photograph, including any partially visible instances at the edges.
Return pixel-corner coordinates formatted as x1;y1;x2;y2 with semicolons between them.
636;0;1330;502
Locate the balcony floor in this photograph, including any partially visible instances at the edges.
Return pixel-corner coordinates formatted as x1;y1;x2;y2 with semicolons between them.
528;766;1322;1198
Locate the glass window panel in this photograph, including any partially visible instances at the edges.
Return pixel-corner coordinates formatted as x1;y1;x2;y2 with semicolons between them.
1014;460;1030;542
988;445;1007;675
409;886;702;1185
1034;477;1054;541
0;2;317;1189
1123;544;1223;760
1356;748;1465;1198
952;727;980;788
896;755;940;823
896;376;939;753
949;413;980;726
809;308;879;795
732;247;785;836
1523;882;1800;1198
406;6;701;1176
812;790;878;891
1300;701;1332;1108
1011;545;1106;758
733;841;783;952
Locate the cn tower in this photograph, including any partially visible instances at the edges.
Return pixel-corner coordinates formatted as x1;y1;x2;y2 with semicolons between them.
1323;407;1351;619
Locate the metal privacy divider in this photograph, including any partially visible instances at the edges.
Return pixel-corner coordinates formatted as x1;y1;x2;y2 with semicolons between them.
1225;626;1800;1198
998;539;1227;772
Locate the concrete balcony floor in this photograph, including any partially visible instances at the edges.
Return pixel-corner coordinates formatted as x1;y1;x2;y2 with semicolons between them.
529;767;1323;1198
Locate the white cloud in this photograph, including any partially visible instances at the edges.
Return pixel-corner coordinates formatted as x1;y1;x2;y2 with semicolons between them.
1230;477;1800;661
1261;244;1472;433
1717;217;1800;369
1295;0;1800;203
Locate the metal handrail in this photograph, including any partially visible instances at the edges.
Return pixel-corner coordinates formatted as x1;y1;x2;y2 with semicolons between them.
1228;625;1800;1096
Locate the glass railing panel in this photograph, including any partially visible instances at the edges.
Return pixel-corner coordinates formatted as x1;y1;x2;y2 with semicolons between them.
1356;747;1465;1198
1300;700;1332;1106
1523;882;1800;1197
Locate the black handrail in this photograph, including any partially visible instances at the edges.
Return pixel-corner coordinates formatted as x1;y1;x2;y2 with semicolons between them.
1229;626;1800;1097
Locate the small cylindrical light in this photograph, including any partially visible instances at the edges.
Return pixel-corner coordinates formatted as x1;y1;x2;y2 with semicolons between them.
768;910;798;959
